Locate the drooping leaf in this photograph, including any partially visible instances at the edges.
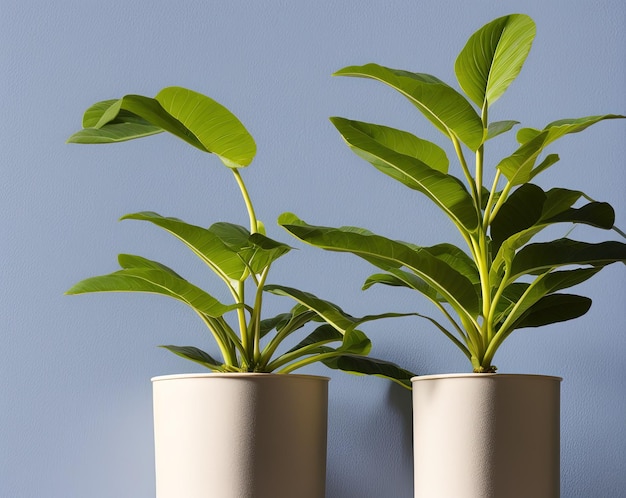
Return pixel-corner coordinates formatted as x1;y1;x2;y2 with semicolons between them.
66;263;238;318
455;14;536;108
121;212;248;281
494;267;601;331
264;284;362;333
509;239;626;281
511;293;592;329
160;345;225;371
330;117;478;232
331;119;449;173
334;64;484;150
279;213;480;318
322;354;415;389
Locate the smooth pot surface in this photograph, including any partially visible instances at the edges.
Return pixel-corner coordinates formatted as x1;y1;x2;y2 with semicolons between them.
411;373;562;498
153;373;329;498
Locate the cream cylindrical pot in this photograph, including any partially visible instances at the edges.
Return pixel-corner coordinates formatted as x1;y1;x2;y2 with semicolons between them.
411;373;561;498
152;373;329;498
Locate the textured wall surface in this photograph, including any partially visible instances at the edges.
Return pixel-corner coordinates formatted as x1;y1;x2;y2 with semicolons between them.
1;1;624;497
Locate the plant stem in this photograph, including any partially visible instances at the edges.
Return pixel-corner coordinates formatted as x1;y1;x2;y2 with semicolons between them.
232;168;258;234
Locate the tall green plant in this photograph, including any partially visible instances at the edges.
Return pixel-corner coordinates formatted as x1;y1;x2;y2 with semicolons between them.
280;14;626;372
66;86;413;385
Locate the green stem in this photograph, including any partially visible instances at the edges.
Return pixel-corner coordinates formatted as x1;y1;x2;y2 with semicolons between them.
259;311;317;369
232;168;258;234
250;265;271;363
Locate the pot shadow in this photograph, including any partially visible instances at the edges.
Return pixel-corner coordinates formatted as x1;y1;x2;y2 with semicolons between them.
325;381;414;498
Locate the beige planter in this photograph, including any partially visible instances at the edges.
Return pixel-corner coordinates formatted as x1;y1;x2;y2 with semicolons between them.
152;373;329;498
411;373;561;498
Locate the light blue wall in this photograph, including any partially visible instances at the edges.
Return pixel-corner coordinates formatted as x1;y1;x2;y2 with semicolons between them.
2;1;624;496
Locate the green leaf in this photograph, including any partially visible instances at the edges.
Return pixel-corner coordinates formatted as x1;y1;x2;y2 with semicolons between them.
486;120;520;140
117;253;183;277
155;86;256;168
160;345;225;371
68;87;257;168
504;115;625;183
331;119;449;173
264;284;362;333
285;324;344;355
491;184;546;251
322;354;415;389
334;64;484;150
512;294;592;329
510;239;626;281
496;130;550;184
244;233;292;273
279;213;480;318
66;263;238;318
121;212;248;281
495;267;601;331
455;14;536;108
330;117;478;232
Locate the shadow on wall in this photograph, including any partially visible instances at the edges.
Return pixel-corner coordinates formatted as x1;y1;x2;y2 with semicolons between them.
326;382;414;498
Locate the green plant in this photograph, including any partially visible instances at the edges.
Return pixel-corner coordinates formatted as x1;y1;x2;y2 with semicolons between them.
66;86;413;385
280;14;626;373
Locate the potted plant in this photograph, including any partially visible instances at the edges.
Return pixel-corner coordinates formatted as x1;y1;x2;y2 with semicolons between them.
279;14;626;498
65;86;413;498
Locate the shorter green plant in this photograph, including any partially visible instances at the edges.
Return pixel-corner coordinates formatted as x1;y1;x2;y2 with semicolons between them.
66;86;413;385
280;14;626;373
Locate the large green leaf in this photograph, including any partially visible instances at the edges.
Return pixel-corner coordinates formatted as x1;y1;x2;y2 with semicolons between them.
121;212;248;281
68;87;257;168
334;64;484;150
455;14;535;108
495;267;601;331
155;87;256;168
511;293;592;329
66;262;238;318
330;117;478;232
279;213;480;318
509;239;626;282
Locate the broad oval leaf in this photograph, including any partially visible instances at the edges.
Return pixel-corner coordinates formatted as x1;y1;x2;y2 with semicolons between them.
155;86;256;168
68;87;257;168
455;14;536;108
334;63;484;150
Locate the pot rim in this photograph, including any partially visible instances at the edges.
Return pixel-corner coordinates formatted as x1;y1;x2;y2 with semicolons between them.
410;372;562;383
151;372;331;383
